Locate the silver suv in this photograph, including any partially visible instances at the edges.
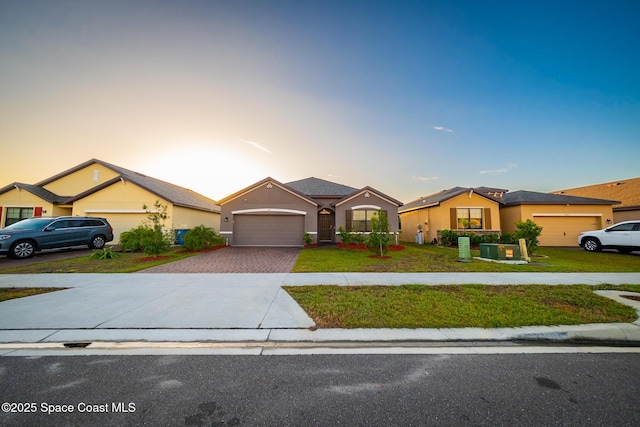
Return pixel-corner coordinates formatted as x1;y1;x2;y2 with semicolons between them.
0;216;114;259
578;220;640;253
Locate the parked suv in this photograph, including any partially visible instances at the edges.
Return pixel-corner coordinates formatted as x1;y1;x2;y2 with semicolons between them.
578;220;640;253
0;216;114;259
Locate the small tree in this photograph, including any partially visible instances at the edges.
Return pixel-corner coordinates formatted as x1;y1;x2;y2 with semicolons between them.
514;219;543;254
119;201;172;256
366;210;391;256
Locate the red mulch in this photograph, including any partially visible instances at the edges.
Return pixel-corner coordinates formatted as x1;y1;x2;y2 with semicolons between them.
368;255;392;259
183;245;228;253
337;243;405;251
138;255;172;262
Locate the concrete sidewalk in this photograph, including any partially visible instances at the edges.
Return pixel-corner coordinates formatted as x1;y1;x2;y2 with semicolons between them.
1;273;639;348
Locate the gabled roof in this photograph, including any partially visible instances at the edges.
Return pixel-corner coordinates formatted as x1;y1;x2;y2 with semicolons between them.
552;177;640;210
9;159;219;213
400;187;505;213
334;186;403;207
285;177;358;197
504;190;619;206
218;177;318;206
0;182;69;204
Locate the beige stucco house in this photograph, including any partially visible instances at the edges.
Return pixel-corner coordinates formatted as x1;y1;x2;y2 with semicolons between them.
500;191;618;247
218;177;402;246
399;187;505;243
0;159;220;242
552;177;640;223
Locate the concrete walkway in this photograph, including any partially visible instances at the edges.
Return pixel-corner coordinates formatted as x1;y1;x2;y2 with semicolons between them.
1;273;640;349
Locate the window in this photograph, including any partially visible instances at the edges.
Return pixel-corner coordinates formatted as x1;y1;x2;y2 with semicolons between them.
5;208;33;227
457;208;482;229
346;209;385;232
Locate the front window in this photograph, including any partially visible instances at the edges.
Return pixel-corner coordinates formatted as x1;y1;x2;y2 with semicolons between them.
352;210;379;232
5;208;33;227
457;208;482;229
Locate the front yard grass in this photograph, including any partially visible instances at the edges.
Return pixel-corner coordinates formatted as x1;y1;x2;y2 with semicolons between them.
0;287;66;302
292;243;640;272
284;284;640;328
0;248;198;274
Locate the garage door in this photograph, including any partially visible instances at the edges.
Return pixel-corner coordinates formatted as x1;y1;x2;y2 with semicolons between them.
233;214;304;246
534;216;602;247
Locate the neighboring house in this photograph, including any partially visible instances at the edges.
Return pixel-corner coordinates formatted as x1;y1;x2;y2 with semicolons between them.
500;191;619;247
552;177;640;223
218;177;402;246
398;187;505;243
0;159;220;242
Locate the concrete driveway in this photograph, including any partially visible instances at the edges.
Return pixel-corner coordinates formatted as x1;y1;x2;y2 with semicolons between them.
138;247;302;273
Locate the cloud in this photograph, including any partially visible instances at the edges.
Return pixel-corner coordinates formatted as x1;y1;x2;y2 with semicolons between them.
479;164;518;174
433;126;453;133
241;139;271;154
412;175;440;182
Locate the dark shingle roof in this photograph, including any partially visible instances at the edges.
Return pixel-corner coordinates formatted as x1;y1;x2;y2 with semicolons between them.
401;187;505;212
504;190;619;206
286;177;358;197
0;183;69;204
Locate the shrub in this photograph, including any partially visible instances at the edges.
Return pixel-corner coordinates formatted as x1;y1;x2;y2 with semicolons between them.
514;219;543;254
183;225;225;251
499;232;517;244
119;201;173;256
353;232;366;244
89;247;121;260
303;232;313;245
120;226;155;252
439;230;458;247
338;227;353;244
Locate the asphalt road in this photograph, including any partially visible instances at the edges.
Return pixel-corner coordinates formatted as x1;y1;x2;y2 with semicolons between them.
1;353;639;426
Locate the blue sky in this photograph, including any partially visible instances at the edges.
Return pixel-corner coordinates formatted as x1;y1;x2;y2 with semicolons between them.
1;0;638;202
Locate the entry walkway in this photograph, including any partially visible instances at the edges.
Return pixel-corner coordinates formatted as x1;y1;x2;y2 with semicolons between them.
0;273;639;349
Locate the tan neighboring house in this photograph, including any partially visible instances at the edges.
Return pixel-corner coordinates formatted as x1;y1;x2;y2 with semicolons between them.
552;177;640;223
219;177;402;246
399;187;505;243
0;159;220;242
500;191;618;247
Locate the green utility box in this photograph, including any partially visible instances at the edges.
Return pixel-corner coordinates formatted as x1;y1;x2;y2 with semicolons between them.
479;243;521;260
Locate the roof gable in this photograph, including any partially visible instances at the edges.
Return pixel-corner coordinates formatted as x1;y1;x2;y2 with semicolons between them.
0;182;68;204
218;177;318;206
334;186;403;207
401;187;504;213
285;177;358;197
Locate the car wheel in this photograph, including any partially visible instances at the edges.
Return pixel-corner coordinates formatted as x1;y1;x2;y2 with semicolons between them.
10;241;36;259
582;238;601;252
89;235;106;249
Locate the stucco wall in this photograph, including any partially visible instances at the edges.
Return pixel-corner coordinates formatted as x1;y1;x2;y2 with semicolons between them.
42;164;120;196
0;188;56;227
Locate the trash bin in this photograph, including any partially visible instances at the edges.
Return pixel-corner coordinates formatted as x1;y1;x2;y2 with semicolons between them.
415;232;424;244
175;229;189;245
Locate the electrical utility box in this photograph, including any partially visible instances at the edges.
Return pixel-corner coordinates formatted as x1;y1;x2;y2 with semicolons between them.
479;243;521;260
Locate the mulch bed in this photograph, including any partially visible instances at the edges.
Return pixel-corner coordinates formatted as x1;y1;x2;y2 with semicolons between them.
337;243;405;251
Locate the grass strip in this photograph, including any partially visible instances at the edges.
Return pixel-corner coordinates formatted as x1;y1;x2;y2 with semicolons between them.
0;287;66;302
284;284;640;329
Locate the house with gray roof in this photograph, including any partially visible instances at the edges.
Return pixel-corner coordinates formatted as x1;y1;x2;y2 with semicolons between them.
0;159;220;242
218;177;402;246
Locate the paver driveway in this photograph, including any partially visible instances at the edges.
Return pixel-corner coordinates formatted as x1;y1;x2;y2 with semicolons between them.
138;247;302;273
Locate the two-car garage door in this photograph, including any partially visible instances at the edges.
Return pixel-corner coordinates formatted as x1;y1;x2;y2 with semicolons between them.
534;215;602;247
233;214;304;246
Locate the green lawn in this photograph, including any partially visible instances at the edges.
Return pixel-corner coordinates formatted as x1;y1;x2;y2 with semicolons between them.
292;243;640;272
0;248;198;274
0;287;66;302
284;284;640;328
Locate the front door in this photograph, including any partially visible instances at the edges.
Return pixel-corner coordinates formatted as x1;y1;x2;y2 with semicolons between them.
318;209;334;242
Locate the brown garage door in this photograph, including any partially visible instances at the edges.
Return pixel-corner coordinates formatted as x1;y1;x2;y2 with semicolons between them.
233;214;304;246
534;216;602;246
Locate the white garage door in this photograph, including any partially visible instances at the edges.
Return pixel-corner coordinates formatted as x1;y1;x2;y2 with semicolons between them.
534;216;602;247
233;214;304;246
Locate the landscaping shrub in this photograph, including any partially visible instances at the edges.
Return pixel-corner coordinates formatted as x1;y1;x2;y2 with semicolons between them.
514;219;543;254
89;247;121;260
338;226;353;244
119;201;173;256
183;225;225;251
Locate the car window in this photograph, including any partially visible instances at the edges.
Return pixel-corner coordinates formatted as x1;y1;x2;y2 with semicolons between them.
609;223;635;232
3;218;53;230
48;220;70;230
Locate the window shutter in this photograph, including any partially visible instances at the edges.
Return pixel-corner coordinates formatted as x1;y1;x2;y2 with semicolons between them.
345;210;352;230
34;207;43;217
450;208;457;229
484;208;492;229
0;207;3;226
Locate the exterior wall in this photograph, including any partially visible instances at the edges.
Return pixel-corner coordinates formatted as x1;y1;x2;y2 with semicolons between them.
42;164;120;196
172;205;220;233
335;192;400;242
71;181;172;242
220;181;316;245
0;188;56;227
399;193;501;243
500;204;614;246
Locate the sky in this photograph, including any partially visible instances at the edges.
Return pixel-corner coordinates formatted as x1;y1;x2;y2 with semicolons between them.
1;0;638;203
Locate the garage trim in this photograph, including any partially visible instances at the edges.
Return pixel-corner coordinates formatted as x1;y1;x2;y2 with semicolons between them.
231;208;307;215
533;213;602;217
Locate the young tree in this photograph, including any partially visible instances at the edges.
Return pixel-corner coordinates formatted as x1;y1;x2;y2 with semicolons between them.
366;210;391;257
514;219;543;254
